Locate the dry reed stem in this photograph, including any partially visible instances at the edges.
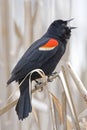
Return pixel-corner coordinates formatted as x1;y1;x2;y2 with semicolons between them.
79;109;87;120
0;99;18;115
62;91;67;130
14;22;23;39
32;107;41;130
50;92;63;124
24;0;33;47
32;0;38;23
48;93;57;130
32;107;39;123
59;66;80;130
0;63;86;130
0;71;58;116
67;116;73;130
14;22;23;57
66;62;87;103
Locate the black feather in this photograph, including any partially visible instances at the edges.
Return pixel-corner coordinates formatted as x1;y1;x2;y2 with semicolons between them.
15;78;32;120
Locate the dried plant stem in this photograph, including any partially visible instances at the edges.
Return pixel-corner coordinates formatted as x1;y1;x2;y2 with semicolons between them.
48;92;57;130
0;99;18;115
50;92;63;124
14;22;23;57
62;91;67;130
66;62;87;103
59;66;80;130
32;107;41;130
32;0;38;23
32;73;58;93
24;0;33;48
0;73;58;116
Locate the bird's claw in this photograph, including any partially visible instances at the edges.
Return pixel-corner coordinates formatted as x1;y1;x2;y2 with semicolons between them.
47;72;57;82
47;77;53;82
35;80;43;92
51;72;57;76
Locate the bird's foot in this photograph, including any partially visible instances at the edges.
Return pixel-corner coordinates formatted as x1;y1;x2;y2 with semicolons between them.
47;72;57;82
35;80;43;91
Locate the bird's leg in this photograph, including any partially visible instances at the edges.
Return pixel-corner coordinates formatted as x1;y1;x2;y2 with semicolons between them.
47;72;57;82
35;80;43;91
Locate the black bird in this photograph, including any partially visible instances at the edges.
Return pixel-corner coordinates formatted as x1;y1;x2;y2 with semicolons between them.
7;19;75;120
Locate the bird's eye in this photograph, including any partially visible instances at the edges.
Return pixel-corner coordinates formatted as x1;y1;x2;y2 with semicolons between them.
62;23;66;27
62;23;65;26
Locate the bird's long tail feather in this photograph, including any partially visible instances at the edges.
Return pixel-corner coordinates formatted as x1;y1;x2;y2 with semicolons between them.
15;78;32;120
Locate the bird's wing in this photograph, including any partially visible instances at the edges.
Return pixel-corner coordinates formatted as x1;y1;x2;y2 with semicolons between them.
12;38;60;75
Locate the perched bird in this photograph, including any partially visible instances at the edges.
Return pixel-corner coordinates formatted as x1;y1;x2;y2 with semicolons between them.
7;19;75;120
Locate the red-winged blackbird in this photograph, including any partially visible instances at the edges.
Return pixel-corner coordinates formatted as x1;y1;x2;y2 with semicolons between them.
7;19;75;120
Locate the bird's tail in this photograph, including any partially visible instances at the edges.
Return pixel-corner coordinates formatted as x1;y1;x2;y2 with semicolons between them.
15;78;32;120
7;74;16;85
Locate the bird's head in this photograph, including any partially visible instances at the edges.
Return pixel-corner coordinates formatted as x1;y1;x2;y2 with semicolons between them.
47;19;76;41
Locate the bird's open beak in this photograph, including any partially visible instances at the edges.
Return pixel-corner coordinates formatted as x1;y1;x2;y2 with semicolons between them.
66;18;77;29
69;27;77;29
67;18;74;23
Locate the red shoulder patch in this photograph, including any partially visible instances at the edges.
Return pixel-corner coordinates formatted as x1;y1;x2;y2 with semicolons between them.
39;39;59;51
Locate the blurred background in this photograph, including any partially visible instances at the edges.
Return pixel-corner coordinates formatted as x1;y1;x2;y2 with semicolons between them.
0;0;87;130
